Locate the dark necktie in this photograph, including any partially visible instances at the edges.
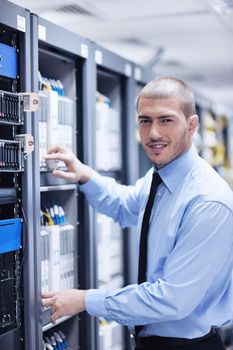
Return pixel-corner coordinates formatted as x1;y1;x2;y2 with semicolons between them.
135;171;162;336
138;171;162;284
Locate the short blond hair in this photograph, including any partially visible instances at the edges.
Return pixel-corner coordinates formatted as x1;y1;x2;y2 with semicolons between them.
137;77;196;118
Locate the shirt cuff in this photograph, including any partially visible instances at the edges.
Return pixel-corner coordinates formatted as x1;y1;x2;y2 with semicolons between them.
85;289;109;318
79;169;105;196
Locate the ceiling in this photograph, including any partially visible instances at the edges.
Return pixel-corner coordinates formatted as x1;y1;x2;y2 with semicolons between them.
11;0;233;114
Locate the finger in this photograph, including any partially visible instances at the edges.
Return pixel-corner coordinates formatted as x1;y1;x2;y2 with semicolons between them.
51;305;57;315
52;170;76;181
42;291;56;298
44;152;72;164
42;298;53;308
46;144;66;154
51;310;60;324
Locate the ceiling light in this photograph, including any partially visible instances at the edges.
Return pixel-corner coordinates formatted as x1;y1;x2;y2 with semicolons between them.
207;0;233;14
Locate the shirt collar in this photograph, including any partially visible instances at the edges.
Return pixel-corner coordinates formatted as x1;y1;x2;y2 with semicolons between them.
156;144;199;194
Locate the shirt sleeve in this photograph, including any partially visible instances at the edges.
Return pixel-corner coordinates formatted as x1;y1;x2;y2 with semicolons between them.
79;169;145;228
85;200;233;327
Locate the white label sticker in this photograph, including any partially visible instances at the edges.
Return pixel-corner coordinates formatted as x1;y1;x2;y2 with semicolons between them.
38;25;46;41
81;44;88;58
124;63;132;77
17;15;26;32
95;50;103;65
134;67;142;81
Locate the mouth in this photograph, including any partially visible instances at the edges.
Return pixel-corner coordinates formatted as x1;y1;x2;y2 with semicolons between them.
147;143;167;153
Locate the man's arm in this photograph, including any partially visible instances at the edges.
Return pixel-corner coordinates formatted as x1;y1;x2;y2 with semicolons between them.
45;144;145;227
42;200;233;326
85;200;233;326
79;169;145;227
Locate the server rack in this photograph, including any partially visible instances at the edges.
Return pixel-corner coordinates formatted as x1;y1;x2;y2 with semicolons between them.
194;94;233;188
88;43;137;350
0;1;33;350
30;15;95;350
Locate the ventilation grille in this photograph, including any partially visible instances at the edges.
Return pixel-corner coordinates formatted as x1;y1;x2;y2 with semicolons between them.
56;3;94;16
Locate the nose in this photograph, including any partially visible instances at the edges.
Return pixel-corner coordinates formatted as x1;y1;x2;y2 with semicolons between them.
149;121;162;140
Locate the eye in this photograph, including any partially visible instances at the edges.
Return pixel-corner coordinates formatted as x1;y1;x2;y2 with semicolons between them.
139;119;151;125
160;118;172;123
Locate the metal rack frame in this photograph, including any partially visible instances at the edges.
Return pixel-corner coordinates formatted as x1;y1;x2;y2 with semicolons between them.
0;1;32;350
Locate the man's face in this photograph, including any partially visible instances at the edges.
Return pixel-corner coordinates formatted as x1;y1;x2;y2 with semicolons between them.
138;97;198;168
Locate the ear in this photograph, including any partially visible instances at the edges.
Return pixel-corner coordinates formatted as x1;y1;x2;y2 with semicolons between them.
188;114;199;135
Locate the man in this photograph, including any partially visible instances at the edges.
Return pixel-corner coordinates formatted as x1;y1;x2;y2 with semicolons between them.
42;77;233;350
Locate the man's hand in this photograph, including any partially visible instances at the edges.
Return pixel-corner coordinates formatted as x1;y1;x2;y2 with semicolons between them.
42;289;87;323
44;144;91;184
